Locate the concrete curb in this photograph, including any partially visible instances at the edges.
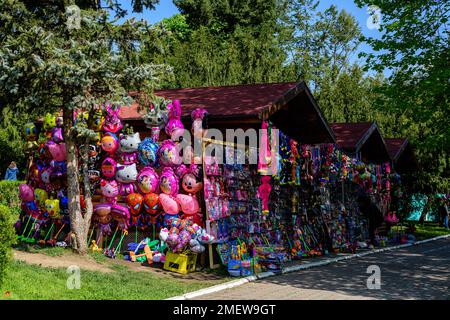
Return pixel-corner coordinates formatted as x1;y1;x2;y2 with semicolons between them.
167;233;450;300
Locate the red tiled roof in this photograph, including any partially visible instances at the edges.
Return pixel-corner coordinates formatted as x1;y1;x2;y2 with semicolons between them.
119;82;298;120
385;138;408;160
330;122;375;151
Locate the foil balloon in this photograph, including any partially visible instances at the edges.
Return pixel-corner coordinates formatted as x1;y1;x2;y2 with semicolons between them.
111;204;130;230
101;132;119;154
191;108;208;139
159;167;179;196
176;194;200;216
91;109;105;131
137;166;159;194
138;138;159;167
119;132;141;164
159;193;180;215
100;179;119;202
143;97;170;141
158;139;180;167
48;143;66;161
103;104;123;133
43;113;56;132
181;164;203;194
34;188;48;208
165;100;184;137
94;203;112;224
45;199;60;218
101;157;117;179
143;193;160;216
51;127;64;143
24;122;38;141
126;193;143;225
19;184;34;202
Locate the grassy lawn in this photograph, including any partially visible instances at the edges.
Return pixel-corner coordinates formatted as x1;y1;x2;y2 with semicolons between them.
2;259;224;300
391;222;450;241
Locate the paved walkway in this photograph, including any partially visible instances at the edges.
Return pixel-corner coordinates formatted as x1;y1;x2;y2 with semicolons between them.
193;238;450;300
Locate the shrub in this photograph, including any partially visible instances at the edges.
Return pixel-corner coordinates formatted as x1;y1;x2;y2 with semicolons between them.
0;180;22;217
0;205;16;288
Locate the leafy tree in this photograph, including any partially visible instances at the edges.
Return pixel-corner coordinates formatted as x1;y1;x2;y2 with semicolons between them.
355;0;450;192
0;0;170;254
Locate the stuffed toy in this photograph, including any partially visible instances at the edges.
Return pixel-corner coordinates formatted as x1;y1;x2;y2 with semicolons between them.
119;132;141;164
159;193;180;215
138;137;159;167
116;163;138;195
158;139;181;167
45;199;60;218
143;193;160;216
159;167;179;195
101;157;117;179
103;104;123;133
126;193;143;226
143;97;170;141
137;166;159;194
101;132;119;154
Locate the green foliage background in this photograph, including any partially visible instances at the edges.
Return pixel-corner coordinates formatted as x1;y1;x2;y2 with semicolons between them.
0;205;16;288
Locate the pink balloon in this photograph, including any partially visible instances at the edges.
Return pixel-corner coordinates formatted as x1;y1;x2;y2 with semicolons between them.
159;167;179;196
48;143;66;161
100;179;119;199
159;193;180;215
176;194;199;216
158;139;181;167
19;184;34;202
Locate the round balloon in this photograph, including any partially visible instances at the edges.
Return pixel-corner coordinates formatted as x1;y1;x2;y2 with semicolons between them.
138;138;159;167
158;139;180;167
159;167;179;196
137;166;159;194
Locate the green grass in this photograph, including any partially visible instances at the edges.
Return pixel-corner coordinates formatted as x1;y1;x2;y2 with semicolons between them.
391;222;450;241
13;243;66;257
2;260;221;300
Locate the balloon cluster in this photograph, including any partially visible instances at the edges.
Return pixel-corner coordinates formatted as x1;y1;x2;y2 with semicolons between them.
159;217;214;253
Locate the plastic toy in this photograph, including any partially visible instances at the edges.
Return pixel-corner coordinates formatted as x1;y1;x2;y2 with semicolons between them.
257;176;272;213
119;132;141;164
101;132;119;154
137;166;159;194
158;139;181;167
159;167;179;196
103;104;123;133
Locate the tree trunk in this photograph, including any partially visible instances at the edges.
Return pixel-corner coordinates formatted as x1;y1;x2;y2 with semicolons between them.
81;139;94;248
63;108;87;254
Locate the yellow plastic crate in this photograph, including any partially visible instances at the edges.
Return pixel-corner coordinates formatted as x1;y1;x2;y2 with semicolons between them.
163;252;198;274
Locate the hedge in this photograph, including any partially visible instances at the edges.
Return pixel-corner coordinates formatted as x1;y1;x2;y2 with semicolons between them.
0;205;16;288
0;180;22;217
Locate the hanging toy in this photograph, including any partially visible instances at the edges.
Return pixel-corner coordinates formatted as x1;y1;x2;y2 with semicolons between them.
101;132;119;154
103;104;123;133
119;132;141;165
138;137;159;167
115;163;138;196
137;166;159;194
258;121;272;175
257;176;272;214
143;96;170;141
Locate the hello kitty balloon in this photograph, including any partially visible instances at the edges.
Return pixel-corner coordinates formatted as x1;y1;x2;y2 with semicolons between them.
119;132;141;164
116;163;138;195
100;179;119;202
158;139;181;167
159;167;179;196
137;166;159;194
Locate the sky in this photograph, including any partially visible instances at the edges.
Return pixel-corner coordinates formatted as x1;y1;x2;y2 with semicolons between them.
116;0;384;71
